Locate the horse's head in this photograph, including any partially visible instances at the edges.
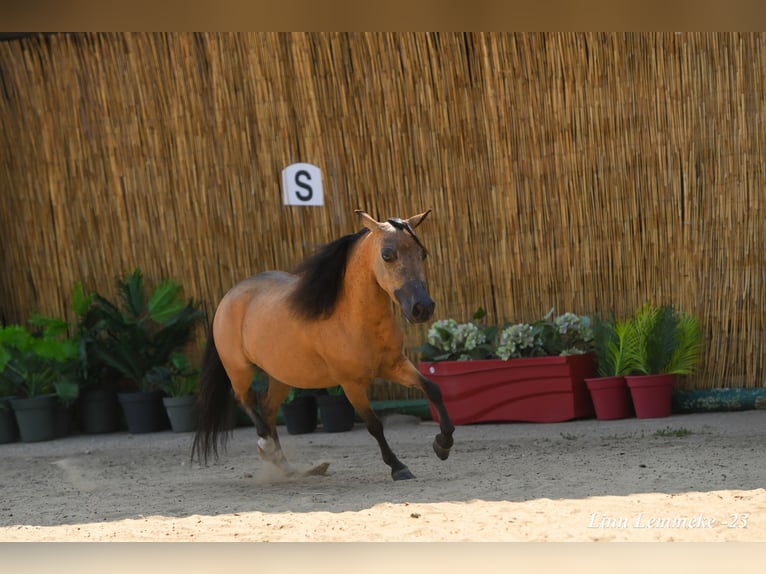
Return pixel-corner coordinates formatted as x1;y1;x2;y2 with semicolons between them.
356;209;435;324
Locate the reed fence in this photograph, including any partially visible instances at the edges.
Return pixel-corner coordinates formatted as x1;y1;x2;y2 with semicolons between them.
1;33;764;398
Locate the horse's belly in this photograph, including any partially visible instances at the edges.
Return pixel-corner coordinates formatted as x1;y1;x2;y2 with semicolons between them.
246;327;334;387
244;315;381;388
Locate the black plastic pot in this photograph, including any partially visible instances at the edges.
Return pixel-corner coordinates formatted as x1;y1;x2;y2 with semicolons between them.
317;393;355;432
163;395;196;433
55;402;72;438
281;395;318;434
79;388;121;434
117;390;170;433
0;397;19;444
10;394;57;442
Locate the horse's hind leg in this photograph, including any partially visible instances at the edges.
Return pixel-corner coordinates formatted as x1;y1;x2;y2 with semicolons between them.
228;366;294;475
247;378;297;475
342;384;415;481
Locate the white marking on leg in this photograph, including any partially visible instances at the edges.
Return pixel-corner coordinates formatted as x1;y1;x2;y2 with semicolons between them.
257;436;275;453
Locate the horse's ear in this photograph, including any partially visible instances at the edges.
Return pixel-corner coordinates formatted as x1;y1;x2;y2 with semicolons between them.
355;209;385;232
406;209;432;229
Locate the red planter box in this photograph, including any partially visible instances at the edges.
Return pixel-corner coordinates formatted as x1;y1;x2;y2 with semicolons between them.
418;354;596;424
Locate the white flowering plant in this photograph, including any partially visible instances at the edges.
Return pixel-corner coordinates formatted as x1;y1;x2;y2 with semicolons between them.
418;308;497;361
420;308;593;363
497;309;594;360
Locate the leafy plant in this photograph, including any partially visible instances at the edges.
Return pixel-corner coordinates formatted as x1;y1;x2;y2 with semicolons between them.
89;269;205;392
626;303;702;375
68;281;122;391
32;282;119;399
284;388;317;404
592;313;638;377
324;385;345;396
0;320;79;400
145;352;199;397
665;313;703;375
419;308;497;361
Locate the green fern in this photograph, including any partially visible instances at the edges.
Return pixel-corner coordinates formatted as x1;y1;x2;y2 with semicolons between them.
610;319;639;375
665;314;702;375
593;313;638;376
625;303;656;375
642;305;680;374
626;303;701;376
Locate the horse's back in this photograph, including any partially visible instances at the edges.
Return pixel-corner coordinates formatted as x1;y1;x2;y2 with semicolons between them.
215;270;296;322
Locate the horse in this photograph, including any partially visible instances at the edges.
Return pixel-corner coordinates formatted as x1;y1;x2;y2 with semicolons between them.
192;209;455;480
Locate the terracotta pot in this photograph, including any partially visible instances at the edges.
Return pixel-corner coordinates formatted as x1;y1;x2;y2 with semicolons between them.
585;376;634;420
625;374;675;418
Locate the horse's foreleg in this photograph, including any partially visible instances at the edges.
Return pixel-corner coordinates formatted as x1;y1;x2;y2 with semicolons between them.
343;384;415;480
388;359;455;462
417;373;455;460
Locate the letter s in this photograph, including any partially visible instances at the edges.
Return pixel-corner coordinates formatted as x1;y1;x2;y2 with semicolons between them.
294;170;313;202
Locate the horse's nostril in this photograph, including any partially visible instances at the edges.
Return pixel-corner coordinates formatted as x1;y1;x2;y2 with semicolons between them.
412;300;435;322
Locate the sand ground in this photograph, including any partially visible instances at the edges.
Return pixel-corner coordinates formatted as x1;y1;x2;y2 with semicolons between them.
1;409;764;542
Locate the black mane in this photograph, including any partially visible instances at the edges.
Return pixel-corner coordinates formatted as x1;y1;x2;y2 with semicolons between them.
288;228;370;320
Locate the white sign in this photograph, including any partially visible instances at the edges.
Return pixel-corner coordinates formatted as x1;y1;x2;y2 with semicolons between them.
281;163;324;206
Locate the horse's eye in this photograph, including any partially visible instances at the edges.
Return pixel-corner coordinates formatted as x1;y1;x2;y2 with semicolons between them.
381;248;397;262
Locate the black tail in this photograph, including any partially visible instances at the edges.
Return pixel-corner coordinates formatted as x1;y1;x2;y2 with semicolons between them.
192;328;234;465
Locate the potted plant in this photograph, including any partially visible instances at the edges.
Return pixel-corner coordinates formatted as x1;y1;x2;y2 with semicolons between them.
585;313;637;420
0;320;79;442
90;269;205;433
29;314;83;438
316;386;356;432
65;281;123;434
0;374;19;444
418;308;596;424
624;303;703;419
146;352;199;433
281;388;318;434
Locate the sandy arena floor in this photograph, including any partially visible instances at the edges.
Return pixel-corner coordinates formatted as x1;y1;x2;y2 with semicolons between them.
1;410;764;542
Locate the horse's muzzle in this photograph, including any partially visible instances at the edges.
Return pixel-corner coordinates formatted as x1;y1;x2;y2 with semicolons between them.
395;280;435;324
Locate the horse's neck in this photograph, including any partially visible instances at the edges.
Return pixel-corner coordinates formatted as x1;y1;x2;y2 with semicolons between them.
336;245;398;337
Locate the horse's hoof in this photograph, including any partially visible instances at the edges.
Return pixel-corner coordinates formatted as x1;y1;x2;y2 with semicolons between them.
392;467;416;481
303;462;330;476
433;439;451;460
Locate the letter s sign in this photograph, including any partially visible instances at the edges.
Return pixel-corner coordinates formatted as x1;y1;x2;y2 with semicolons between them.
282;163;324;206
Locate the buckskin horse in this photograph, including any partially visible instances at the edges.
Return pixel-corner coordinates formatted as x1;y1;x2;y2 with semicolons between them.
192;209;454;480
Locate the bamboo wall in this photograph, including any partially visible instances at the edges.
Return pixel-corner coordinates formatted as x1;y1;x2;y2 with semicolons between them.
1;33;764;397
